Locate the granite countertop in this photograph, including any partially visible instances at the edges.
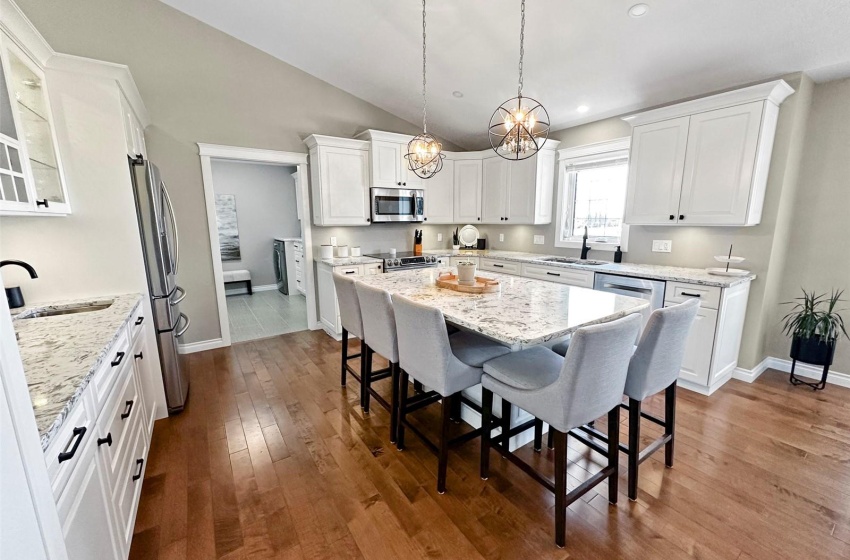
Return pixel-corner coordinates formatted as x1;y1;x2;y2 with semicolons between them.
12;293;143;451
320;256;383;267
274;237;303;242
356;268;649;348
421;249;755;288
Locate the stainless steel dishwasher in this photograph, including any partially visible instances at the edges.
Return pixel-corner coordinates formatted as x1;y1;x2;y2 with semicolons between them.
593;273;666;329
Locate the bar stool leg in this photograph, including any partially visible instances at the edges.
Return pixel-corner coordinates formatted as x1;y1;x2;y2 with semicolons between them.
500;399;512;448
450;393;462;424
389;362;400;444
361;346;372;412
413;380;424;394
627;398;641;501
547;429;554;450
437;396;452;494
665;382;676;468
340;328;349;387
480;388;493;480
533;418;543;452
396;370;409;451
553;429;567;548
608;406;620;504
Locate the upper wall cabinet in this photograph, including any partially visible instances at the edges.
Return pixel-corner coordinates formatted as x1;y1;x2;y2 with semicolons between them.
357;130;423;189
480;143;558;225
453;157;483;223
120;92;147;159
423;156;454;224
623;80;793;227
0;31;70;215
304;135;371;226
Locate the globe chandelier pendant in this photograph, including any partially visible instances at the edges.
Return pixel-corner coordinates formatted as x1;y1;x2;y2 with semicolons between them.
488;0;550;160
405;0;445;179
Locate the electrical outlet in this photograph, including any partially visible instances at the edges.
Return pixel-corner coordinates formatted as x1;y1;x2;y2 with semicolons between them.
330;236;337;246
437;233;443;242
652;240;672;253
499;233;505;242
533;235;544;245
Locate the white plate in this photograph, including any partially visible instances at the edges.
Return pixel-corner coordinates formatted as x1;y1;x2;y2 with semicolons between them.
713;255;746;264
458;224;480;247
706;267;750;277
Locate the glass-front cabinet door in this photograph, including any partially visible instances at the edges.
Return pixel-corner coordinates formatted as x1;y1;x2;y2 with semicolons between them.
0;32;70;215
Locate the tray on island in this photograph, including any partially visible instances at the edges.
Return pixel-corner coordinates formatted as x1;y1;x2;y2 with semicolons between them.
436;272;501;294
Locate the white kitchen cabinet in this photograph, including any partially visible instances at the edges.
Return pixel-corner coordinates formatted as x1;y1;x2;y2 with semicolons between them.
453;158;482;223
293;241;305;295
520;263;594;288
0;31;70;215
423;157;454;224
450;256;479;268
120;92;146;159
675;305;717;387
479;257;520;275
480;147;558;225
357;130;423;190
436;256;450;267
481;156;509;223
317;261;377;339
624;80;793;227
363;262;383;275
304;135;371;226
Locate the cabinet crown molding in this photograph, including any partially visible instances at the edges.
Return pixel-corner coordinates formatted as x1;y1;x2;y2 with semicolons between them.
0;0;52;66
355;129;416;144
622;80;794;127
303;134;370;151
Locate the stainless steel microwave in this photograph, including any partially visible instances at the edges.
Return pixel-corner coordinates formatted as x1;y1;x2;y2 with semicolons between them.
370;187;425;223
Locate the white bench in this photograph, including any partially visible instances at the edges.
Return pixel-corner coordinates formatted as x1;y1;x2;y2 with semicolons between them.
223;269;252;294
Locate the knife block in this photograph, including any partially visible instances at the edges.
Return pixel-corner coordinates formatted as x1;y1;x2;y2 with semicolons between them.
414;243;422;256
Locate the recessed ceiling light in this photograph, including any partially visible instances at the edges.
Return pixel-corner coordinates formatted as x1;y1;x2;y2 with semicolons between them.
628;3;649;18
576;105;589;113
452;90;464;98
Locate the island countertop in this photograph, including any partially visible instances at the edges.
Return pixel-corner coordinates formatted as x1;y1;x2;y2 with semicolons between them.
355;268;649;349
12;293;143;451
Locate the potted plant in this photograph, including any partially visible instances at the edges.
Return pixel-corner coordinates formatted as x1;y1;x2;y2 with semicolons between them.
781;289;848;390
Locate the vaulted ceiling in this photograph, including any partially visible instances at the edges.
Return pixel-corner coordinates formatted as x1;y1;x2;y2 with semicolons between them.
160;0;850;149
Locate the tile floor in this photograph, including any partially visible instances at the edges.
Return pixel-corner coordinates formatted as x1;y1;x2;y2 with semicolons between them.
226;289;308;343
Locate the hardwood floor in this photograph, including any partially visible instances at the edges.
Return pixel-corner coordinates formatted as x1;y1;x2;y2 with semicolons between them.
130;330;850;559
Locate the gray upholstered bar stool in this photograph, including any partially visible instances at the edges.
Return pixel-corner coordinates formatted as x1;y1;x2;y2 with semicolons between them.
479;314;642;547
355;282;402;442
392;294;510;494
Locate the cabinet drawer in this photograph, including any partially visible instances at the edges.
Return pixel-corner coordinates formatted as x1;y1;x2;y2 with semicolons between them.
89;328;131;410
98;359;138;482
127;303;146;340
666;281;721;310
292;241;303;252
335;265;362;276
113;416;148;550
450;256;479;267
47;399;95;500
479;258;520;275
521;264;594;288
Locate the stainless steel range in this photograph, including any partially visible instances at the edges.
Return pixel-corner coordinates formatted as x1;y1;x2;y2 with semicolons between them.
364;252;439;273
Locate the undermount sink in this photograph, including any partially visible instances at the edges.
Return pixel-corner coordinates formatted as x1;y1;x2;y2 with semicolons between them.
18;301;114;319
537;256;608;266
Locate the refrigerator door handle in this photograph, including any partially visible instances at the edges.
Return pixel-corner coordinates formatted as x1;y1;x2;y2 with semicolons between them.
175;313;191;337
161;182;179;275
171;285;186;305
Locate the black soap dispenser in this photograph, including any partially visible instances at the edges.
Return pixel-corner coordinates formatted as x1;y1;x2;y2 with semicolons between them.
613;246;623;263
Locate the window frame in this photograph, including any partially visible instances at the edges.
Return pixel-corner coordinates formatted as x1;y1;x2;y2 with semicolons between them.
554;137;631;251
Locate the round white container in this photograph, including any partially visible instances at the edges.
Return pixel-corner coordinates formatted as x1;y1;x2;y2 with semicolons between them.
336;245;350;258
320;245;334;259
351;246;361;257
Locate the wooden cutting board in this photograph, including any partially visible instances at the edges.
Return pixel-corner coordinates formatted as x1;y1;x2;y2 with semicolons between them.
435;273;501;294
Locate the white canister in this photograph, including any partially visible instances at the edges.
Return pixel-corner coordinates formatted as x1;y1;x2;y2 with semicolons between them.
336;245;350;258
351;246;361;257
320;245;334;259
456;261;477;286
389;248;397;257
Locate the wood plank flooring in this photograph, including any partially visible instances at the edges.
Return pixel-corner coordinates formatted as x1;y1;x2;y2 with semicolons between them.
130;330;850;559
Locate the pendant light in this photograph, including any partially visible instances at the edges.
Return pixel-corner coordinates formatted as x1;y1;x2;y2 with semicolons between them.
405;0;445;179
488;0;550;160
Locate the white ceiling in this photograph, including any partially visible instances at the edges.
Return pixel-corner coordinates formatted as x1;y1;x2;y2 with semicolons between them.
160;0;850;149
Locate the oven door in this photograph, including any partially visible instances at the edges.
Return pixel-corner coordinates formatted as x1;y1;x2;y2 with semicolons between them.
371;188;425;222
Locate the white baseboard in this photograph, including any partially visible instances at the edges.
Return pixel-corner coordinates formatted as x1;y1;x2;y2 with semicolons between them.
224;283;278;296
732;356;849;388
178;338;227;354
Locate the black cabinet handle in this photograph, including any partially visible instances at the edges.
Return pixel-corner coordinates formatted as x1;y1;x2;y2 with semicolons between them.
97;433;112;447
669;215;675;220
402;182;407;186
477;217;480;221
493;264;504;268
121;400;134;420
134;352;143;360
135;316;144;326
111;352;125;367
547;272;561;276
132;458;144;481
505;217;509;221
36;199;49;208
423;217;427;221
679;214;685;220
681;292;701;298
366;218;371;223
58;427;87;463
397;182;401;186
344;271;356;275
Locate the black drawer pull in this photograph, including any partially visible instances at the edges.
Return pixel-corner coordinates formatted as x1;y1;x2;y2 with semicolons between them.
669;215;675;220
111;352;125;367
681;292;702;298
58;427;87;463
344;271;356;275
134;316;144;325
121;400;134;420
36;198;49;208
134;352;143;360
97;433;112;447
493;264;504;268
679;214;685;220
546;272;561;276
132;458;144;481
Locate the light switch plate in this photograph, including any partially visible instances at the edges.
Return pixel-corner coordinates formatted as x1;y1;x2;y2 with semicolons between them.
652;240;672;253
533;235;545;245
499;233;505;242
330;236;337;246
437;233;443;242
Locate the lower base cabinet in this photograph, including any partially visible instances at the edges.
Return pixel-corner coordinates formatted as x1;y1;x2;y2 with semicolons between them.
317;262;382;339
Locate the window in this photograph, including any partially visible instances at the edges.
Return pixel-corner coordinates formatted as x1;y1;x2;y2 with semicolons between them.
554;138;630;250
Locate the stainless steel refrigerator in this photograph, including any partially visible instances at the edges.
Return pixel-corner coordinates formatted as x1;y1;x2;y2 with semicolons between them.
129;157;190;413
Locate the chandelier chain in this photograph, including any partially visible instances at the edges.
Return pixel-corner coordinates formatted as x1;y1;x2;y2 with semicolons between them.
518;0;525;97
422;0;427;133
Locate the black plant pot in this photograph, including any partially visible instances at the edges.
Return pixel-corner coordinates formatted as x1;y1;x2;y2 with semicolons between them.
789;335;837;390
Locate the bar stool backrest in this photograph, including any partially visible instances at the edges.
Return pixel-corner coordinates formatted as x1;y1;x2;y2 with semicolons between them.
355;283;399;363
391;294;456;394
625;298;700;401
550;313;642;432
332;272;363;339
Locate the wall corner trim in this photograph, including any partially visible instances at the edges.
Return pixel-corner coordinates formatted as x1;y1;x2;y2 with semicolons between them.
178;338;227;354
732;356;849;388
